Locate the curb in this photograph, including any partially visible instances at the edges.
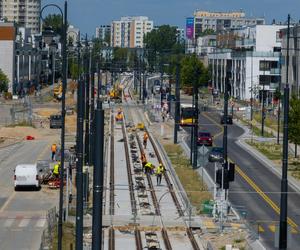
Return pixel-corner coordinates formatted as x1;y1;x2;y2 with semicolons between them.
237;138;300;194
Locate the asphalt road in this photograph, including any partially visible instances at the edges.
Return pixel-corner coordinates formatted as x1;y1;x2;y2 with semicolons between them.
0;140;58;250
148;83;300;249
198;110;300;249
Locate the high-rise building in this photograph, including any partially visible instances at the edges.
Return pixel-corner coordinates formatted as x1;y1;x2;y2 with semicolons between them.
0;0;41;34
110;16;153;48
187;10;265;40
95;25;111;42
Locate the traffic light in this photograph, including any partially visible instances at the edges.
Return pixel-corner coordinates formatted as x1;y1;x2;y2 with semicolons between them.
223;169;229;190
216;166;230;189
216;169;222;187
228;162;235;182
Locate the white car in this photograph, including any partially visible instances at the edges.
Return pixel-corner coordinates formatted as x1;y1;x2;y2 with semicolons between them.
14;164;41;191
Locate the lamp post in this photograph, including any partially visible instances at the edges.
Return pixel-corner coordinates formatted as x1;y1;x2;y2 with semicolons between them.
40;2;67;250
49;39;57;90
279;14;290;250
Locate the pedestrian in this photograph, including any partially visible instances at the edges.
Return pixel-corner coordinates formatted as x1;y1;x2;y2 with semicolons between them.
52;161;60;178
143;132;148;149
155;163;165;185
51;143;57;161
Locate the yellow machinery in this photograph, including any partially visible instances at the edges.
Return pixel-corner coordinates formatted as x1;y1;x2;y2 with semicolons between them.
136;123;145;130
109;84;122;103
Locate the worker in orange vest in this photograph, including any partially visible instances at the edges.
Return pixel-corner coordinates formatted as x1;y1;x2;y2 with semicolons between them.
51;143;57;161
143;132;149;149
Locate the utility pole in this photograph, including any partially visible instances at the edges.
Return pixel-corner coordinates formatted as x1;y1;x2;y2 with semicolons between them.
90;49;95;166
84;35;90;165
223;69;229;163
277;58;282;144
92;103;104;250
193;81;199;169
279;14;290;250
261;60;266;137
58;2;67;250
174;62;180;144
190;93;195;165
139;54;142;101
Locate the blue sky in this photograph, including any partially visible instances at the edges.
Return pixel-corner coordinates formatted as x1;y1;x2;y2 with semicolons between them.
43;0;300;36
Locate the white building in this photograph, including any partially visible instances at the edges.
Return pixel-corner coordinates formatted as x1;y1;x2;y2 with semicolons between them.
95;25;111;42
0;0;41;34
209;25;285;101
110;16;153;48
67;25;79;43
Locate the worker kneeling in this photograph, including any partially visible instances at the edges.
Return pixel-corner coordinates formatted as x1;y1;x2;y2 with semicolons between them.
144;162;155;175
52;162;60;178
156;163;165;186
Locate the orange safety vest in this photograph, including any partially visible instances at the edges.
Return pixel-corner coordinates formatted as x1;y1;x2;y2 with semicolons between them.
51;144;57;152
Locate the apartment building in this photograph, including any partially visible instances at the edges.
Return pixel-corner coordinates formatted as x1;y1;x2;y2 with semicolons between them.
95;25;111;42
110;16;153;48
209;25;285;101
281;25;300;95
0;0;40;34
187;10;265;40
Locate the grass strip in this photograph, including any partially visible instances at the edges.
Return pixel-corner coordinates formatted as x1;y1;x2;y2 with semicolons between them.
163;143;212;214
51;222;75;250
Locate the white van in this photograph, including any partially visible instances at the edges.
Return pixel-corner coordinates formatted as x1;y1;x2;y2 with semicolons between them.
14;164;41;191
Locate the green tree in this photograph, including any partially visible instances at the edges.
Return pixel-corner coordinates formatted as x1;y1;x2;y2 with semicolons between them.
144;25;184;70
0;68;9;93
180;55;209;87
289;95;300;157
43;14;65;36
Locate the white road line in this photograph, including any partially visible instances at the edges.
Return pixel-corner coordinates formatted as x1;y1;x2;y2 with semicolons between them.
4;219;14;227
18;218;30;228
35;219;46;228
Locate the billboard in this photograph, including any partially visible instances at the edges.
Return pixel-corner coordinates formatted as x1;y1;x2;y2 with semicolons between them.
186;17;194;40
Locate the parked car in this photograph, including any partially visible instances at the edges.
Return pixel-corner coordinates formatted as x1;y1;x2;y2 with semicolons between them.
220;115;233;124
14;164;41;191
208;147;224;162
197;132;213;146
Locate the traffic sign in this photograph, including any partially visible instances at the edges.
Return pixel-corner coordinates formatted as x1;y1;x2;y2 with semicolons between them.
199;145;209;155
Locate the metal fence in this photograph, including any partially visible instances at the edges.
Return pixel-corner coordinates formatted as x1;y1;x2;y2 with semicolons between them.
39;207;57;250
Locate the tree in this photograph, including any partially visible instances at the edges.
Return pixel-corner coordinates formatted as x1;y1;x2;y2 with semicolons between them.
144;25;184;70
43;14;64;36
289;95;300;157
180;55;209;87
0;68;9;93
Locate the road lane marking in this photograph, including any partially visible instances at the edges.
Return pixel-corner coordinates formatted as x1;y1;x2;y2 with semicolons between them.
4;219;14;227
35;218;46;228
18;218;30;227
202;112;299;230
0;193;16;213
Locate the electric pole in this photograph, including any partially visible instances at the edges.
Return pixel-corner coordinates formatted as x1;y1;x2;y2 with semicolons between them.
174;62;180;144
279;14;290;250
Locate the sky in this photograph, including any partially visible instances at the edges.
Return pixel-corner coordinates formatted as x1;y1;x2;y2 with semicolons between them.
43;0;300;36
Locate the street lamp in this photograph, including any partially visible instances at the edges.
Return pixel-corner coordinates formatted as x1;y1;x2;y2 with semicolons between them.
49;39;57;92
40;2;67;250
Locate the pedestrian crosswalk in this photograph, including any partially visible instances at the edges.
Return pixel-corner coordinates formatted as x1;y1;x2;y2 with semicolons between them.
0;216;47;230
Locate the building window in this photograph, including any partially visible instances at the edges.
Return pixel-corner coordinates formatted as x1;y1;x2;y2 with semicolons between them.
259;61;270;71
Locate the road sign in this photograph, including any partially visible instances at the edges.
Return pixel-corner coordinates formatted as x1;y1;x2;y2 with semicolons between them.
199;145;209;155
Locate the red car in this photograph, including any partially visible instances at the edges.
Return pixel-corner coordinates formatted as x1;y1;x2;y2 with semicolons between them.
197;132;213;146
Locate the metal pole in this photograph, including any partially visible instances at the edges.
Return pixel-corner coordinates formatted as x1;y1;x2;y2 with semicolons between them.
261;60;265;137
90;50;95;166
277;54;282;144
92;107;104;250
279;14;290;250
174;62;180;144
223;68;229;163
58;2;67;250
190;93;195;165
84;35;90;165
75;74;85;250
139;54;142;101
193;82;199;169
52;49;55;88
